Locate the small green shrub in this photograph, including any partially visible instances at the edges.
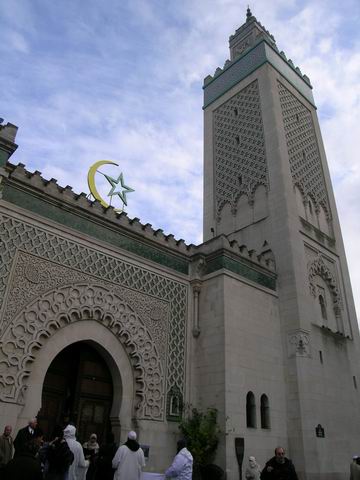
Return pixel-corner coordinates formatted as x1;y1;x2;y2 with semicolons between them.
179;407;220;467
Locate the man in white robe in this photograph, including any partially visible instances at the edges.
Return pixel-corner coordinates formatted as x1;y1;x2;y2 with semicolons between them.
63;425;89;480
112;431;145;480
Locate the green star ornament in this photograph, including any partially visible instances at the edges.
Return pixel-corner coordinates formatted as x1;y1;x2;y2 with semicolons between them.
104;172;135;206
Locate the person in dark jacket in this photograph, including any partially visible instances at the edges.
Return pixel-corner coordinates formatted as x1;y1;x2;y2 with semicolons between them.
261;447;298;480
45;425;74;480
3;439;43;480
13;417;38;456
94;432;117;480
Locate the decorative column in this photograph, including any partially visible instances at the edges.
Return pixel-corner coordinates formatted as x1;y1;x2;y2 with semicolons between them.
192;281;201;338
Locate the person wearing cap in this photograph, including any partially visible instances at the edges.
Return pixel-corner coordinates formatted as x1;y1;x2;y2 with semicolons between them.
165;439;193;479
245;455;261;480
112;431;145;480
350;455;360;480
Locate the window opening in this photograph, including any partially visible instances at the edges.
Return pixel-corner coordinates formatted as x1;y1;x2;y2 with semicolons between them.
246;391;256;428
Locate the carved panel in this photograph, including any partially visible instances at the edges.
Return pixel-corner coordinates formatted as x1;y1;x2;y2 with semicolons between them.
0;283;164;420
213;80;268;218
0;213;188;419
277;81;331;219
287;329;311;357
307;254;343;310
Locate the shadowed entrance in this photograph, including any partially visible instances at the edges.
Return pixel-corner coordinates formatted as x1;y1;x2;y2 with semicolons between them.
38;342;113;443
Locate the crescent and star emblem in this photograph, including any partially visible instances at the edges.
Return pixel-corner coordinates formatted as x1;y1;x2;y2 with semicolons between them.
87;160;135;211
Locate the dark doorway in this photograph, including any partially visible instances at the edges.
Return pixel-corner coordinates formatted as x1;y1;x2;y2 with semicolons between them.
38;342;113;444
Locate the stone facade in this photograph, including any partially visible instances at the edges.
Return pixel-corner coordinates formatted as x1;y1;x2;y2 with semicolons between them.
0;9;359;480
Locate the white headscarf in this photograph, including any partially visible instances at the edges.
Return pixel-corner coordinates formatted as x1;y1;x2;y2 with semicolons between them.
64;425;89;480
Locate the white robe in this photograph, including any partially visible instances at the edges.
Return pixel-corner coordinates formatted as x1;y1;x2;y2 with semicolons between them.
63;425;89;480
112;444;145;480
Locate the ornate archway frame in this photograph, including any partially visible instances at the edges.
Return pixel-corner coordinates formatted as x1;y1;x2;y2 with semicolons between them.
16;320;133;440
0;283;165;422
308;255;344;332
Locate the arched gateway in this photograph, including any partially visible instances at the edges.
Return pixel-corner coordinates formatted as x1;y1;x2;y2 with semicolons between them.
0;283;165;439
39;341;114;443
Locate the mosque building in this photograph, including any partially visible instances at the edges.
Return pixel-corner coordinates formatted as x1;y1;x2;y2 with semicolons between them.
0;9;359;480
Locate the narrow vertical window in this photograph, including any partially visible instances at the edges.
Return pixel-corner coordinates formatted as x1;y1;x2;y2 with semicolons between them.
319;351;323;364
246;391;256;428
319;295;327;320
234;107;238;116
260;394;270;429
235;135;240;145
353;376;357;390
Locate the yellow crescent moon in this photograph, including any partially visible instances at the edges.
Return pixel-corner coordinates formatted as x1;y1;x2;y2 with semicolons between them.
87;160;119;210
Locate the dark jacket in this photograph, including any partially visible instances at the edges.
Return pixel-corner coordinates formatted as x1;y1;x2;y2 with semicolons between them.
94;442;117;480
45;438;74;479
13;426;35;456
261;456;298;480
3;452;43;480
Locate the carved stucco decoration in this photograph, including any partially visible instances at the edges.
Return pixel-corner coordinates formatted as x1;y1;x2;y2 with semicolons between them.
0;213;188;419
213;79;269;218
308;255;343;310
277;81;331;220
0;282;164;420
1;251;169;364
287;329;311;357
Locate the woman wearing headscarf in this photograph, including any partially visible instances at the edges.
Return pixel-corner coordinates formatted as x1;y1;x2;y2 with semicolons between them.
83;433;100;480
245;456;261;480
63;425;89;480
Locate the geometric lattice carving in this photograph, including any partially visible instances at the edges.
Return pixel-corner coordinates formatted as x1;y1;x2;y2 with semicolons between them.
213;80;268;217
308;255;343;311
277;81;331;219
3;251;169;365
0;284;164;420
0;213;187;418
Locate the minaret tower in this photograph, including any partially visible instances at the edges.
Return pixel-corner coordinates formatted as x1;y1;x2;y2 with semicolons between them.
202;9;360;478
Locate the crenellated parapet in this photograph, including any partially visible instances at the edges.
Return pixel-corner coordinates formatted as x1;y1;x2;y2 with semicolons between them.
203;9;312;108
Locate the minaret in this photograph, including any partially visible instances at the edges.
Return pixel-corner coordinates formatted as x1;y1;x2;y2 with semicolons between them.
203;9;360;477
0;121;18;167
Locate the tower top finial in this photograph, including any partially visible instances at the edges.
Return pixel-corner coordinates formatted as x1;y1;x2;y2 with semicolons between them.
246;6;252;21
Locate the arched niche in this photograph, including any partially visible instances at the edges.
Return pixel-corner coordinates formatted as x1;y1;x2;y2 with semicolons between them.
253;184;268;222
217;201;234;235
306;195;317;227
294;185;306;218
235;194;252;230
318;204;330;236
313;275;338;331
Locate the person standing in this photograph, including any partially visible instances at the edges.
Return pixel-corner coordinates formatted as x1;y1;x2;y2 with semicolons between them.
245;456;261;480
64;424;89;480
350;456;360;480
0;425;13;470
261;447;298;480
112;431;145;480
3;439;42;480
14;418;38;456
94;431;117;480
165;439;193;479
45;425;74;480
83;433;100;480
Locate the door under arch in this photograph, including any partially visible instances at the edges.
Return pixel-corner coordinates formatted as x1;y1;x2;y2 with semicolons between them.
38;342;113;443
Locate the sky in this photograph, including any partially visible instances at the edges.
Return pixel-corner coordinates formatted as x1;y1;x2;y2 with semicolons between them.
0;0;359;318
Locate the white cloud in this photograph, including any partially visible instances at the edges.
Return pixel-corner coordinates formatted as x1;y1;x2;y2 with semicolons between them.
1;0;359;319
